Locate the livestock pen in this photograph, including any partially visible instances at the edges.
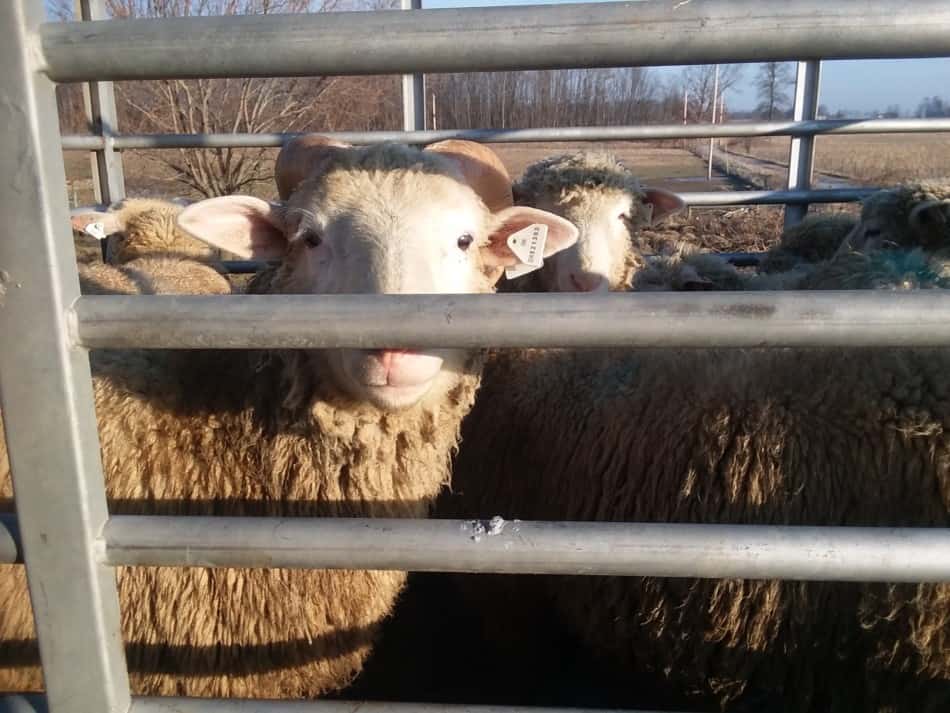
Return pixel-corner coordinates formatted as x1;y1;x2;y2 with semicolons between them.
2;1;950;712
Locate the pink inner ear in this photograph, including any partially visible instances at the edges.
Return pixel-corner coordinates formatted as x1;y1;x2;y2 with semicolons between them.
643;188;686;224
178;196;288;260
481;206;579;267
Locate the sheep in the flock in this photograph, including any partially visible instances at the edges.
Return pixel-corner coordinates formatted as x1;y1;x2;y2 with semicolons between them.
0;137;578;698
837;181;950;255
501;152;693;292
71;197;218;264
78;257;232;295
758;212;859;273
441;202;950;712
444;338;950;713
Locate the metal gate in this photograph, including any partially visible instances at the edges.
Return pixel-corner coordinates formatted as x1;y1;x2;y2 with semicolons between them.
2;1;950;712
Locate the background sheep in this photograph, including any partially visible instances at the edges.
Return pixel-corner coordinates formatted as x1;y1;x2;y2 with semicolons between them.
839;181;950;255
78;257;232;295
0;138;578;699
443;342;950;713
503;152;686;292
72;197;219;265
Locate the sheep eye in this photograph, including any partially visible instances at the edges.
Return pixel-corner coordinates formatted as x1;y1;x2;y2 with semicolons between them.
457;233;474;251
865;228;882;239
302;230;323;248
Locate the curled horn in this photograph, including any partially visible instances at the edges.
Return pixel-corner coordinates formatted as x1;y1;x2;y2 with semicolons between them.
275;135;350;200
425;140;513;213
909;199;950;239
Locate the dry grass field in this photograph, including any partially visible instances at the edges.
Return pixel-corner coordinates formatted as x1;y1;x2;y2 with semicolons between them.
723;133;950;185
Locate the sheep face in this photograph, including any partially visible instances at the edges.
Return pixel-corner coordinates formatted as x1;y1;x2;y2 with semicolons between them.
513;153;685;292
178;144;577;410
841;186;950;255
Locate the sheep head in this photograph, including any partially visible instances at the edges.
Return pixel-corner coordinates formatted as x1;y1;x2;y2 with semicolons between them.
511;152;684;292
178;139;578;411
838;183;950;256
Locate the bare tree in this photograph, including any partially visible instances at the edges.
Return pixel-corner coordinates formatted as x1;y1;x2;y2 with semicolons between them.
754;62;794;120
682;65;744;122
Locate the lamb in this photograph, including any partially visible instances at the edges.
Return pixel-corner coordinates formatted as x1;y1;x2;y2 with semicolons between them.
71;197;219;265
0;137;578;698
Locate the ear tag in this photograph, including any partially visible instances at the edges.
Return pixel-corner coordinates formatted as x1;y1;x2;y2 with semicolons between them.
504;223;548;280
83;222;108;240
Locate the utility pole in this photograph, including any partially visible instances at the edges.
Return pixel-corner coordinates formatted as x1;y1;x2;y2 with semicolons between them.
707;64;720;181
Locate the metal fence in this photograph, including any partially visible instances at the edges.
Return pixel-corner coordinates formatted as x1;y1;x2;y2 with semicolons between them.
1;1;950;712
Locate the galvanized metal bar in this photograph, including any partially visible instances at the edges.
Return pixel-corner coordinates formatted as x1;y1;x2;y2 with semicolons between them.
400;0;426;132
77;0;126;212
99;516;950;583
37;0;950;82
0;513;21;565
785;61;823;226
682;188;874;206
58;118;950;150
0;2;130;712
1;697;692;713
71;291;950;350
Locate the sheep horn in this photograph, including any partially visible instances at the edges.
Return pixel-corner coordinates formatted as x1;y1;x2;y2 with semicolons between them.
909;199;950;237
425;140;513;213
275;135;351;200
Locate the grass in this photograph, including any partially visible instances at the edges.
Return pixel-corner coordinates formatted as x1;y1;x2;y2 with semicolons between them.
723;133;950;185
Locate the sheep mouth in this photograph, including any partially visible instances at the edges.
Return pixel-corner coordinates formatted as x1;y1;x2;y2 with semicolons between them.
346;349;444;389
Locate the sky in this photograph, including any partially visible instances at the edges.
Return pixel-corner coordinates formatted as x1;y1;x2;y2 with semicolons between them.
422;0;950;116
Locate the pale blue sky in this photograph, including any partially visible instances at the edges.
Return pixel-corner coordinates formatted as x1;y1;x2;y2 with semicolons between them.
423;0;950;116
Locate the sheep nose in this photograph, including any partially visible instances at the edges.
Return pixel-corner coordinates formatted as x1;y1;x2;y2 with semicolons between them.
570;273;609;292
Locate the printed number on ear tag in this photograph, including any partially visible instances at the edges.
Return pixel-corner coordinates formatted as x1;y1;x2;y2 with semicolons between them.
507;224;548;267
83;222;108;241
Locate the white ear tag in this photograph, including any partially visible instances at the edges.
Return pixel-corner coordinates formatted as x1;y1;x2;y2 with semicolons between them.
83;222;108;241
504;223;548;280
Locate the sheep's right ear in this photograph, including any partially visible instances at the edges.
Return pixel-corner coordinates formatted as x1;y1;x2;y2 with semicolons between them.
178;196;288;260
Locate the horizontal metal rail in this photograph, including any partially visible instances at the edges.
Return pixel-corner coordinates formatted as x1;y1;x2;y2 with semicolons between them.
37;0;950;82
681;188;874;206
0;696;700;713
90;516;950;582
57;118;950;150
69;291;950;350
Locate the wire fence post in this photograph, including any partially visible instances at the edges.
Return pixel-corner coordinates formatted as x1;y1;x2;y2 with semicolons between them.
400;0;426;132
75;0;126;260
0;2;130;711
784;60;822;227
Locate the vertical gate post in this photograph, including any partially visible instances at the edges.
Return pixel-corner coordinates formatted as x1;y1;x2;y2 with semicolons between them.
784;60;822;226
0;2;130;712
401;0;426;132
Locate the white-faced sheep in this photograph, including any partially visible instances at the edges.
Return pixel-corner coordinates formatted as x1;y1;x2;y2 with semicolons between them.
0;138;578;698
501;152;696;292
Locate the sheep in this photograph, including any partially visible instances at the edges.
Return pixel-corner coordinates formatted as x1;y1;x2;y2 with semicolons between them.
0;137;579;699
71;197;219;265
838;181;950;255
441;214;950;711
759;212;859;273
502;152;691;292
77;257;232;295
443;340;950;713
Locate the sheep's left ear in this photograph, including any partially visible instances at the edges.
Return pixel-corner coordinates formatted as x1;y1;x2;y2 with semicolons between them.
643;188;686;224
481;206;578;269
